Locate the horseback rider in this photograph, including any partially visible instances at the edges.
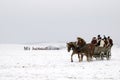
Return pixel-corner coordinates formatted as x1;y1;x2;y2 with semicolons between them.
76;37;86;49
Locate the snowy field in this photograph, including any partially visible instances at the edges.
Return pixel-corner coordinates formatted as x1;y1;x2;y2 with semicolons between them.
0;43;120;80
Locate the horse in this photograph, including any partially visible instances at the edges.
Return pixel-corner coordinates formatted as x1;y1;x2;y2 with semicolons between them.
67;42;95;62
79;43;95;61
67;42;81;62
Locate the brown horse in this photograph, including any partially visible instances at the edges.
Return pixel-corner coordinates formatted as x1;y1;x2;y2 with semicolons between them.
79;43;95;61
67;42;95;62
67;42;81;62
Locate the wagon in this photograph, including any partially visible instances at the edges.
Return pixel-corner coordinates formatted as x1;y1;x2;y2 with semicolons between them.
93;46;112;60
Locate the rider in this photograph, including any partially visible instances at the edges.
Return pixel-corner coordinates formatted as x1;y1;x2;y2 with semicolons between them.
96;35;102;46
108;36;113;47
103;35;109;47
91;37;97;45
99;38;105;47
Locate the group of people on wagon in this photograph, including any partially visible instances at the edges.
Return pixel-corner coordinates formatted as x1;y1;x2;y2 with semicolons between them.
75;35;113;50
91;35;113;47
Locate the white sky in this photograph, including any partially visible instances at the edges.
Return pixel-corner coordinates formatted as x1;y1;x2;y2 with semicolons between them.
0;0;120;44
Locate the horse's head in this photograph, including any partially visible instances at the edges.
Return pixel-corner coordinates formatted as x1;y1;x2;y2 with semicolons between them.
66;42;77;52
67;42;71;52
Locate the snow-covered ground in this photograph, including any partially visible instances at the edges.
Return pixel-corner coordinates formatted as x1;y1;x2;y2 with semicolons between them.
0;43;120;80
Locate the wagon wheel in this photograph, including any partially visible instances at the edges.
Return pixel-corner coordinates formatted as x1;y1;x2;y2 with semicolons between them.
106;51;111;60
100;52;104;60
106;52;109;60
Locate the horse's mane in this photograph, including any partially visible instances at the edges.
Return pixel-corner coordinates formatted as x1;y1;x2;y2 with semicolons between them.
68;42;77;48
67;37;87;49
80;38;87;45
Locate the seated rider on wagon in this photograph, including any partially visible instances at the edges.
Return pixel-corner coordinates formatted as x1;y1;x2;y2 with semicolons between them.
91;35;106;47
91;35;102;47
91;37;97;45
96;35;102;46
91;35;113;48
108;36;113;47
101;35;113;47
99;39;105;47
103;35;111;47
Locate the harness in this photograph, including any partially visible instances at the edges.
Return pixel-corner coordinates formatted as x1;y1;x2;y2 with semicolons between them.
77;45;86;51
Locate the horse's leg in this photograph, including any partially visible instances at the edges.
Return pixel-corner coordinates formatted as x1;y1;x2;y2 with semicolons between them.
89;48;93;61
86;54;89;61
86;54;90;62
81;53;83;61
71;53;74;62
78;53;81;62
89;53;91;61
90;52;93;61
90;45;95;61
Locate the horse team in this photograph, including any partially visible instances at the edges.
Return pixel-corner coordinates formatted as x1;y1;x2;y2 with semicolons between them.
67;35;113;62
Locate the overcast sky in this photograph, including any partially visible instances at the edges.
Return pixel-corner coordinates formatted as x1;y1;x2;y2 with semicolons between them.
0;0;120;44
